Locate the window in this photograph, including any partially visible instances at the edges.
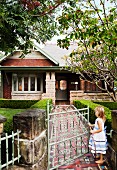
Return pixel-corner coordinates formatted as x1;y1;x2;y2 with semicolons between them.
30;77;35;91
24;77;28;91
18;77;22;91
12;74;42;92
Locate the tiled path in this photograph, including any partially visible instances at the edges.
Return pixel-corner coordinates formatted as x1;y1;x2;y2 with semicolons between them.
58;153;98;170
58;153;112;170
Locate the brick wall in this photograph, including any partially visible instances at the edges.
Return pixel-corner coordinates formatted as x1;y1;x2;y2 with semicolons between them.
3;72;12;99
1;59;55;66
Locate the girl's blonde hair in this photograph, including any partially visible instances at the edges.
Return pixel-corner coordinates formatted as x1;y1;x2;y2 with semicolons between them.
94;106;105;119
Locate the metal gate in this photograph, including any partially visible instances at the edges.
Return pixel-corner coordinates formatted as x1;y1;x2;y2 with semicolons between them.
47;101;89;170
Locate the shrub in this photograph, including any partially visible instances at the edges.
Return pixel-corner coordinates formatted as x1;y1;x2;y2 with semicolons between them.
0;100;38;109
30;98;52;110
4;118;13;134
73;100;112;133
93;101;117;110
0;108;25;133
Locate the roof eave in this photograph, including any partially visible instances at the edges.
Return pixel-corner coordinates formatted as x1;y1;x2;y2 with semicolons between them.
0;66;65;71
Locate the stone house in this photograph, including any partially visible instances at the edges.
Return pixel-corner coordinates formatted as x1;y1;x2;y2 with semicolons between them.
0;42;113;104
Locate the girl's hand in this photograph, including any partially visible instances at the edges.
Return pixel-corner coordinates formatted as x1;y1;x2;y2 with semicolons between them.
90;130;95;134
88;122;92;127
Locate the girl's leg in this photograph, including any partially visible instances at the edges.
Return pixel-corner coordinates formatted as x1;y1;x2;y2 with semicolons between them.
95;154;104;164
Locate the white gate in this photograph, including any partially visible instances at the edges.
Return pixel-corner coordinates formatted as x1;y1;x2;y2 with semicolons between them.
0;130;21;170
47;102;89;170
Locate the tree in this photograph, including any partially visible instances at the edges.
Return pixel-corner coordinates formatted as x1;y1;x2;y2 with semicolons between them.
0;0;70;54
57;0;117;101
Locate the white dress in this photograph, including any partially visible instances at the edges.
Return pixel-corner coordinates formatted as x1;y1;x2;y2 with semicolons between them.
89;117;107;154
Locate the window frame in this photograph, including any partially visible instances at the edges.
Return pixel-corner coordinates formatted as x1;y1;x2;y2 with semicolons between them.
12;73;43;93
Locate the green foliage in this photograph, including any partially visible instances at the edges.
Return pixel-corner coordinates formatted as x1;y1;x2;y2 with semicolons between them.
0;0;59;53
93;101;117;111
0;0;78;54
73;100;112;133
0;99;38;109
0;108;25;133
0;99;52;133
57;0;117;101
4;118;13;134
30;98;52;110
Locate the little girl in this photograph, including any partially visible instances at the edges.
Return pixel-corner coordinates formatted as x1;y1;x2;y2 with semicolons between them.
88;106;107;164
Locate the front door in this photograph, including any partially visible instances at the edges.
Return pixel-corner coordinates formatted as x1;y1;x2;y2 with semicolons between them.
56;79;68;100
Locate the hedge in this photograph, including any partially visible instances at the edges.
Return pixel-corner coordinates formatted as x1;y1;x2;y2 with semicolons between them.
0;99;38;109
73;100;112;133
30;98;52;110
93;101;117;110
0;99;52;133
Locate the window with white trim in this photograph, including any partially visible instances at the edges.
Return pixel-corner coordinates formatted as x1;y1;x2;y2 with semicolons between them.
12;74;42;92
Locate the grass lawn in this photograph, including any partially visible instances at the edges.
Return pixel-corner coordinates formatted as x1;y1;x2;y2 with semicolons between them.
0;108;25;119
0;108;25;133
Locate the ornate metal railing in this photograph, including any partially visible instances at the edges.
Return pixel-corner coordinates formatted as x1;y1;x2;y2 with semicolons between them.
47;102;89;170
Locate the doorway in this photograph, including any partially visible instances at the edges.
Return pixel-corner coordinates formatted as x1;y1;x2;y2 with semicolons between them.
55;79;68;101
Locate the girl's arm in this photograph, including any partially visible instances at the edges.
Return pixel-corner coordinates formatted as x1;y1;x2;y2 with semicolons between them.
90;120;102;134
88;122;95;127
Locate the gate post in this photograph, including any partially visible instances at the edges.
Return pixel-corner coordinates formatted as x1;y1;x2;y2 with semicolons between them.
47;100;50;170
110;110;117;170
0;115;7;134
13;108;47;170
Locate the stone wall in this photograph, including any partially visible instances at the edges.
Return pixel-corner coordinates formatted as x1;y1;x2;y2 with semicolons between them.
70;90;114;104
13;108;47;170
12;93;42;100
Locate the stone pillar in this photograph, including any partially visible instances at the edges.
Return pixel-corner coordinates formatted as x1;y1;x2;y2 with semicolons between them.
0;115;7;165
13;109;47;170
46;72;55;104
0;115;7;134
110;110;117;169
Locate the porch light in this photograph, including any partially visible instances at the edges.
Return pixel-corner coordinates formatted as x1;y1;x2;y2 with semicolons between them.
74;82;78;85
71;82;78;91
75;82;78;91
0;115;7;134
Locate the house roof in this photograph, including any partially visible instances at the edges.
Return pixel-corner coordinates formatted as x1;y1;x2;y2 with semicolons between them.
0;46;59;66
33;44;59;65
0;66;64;71
0;41;78;67
42;42;78;66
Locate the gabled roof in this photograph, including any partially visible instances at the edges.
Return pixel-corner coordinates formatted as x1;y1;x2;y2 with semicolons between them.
0;41;78;66
34;43;59;65
0;47;59;66
42;42;78;66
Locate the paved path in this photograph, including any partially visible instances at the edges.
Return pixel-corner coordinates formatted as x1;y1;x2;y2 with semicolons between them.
58;152;112;170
